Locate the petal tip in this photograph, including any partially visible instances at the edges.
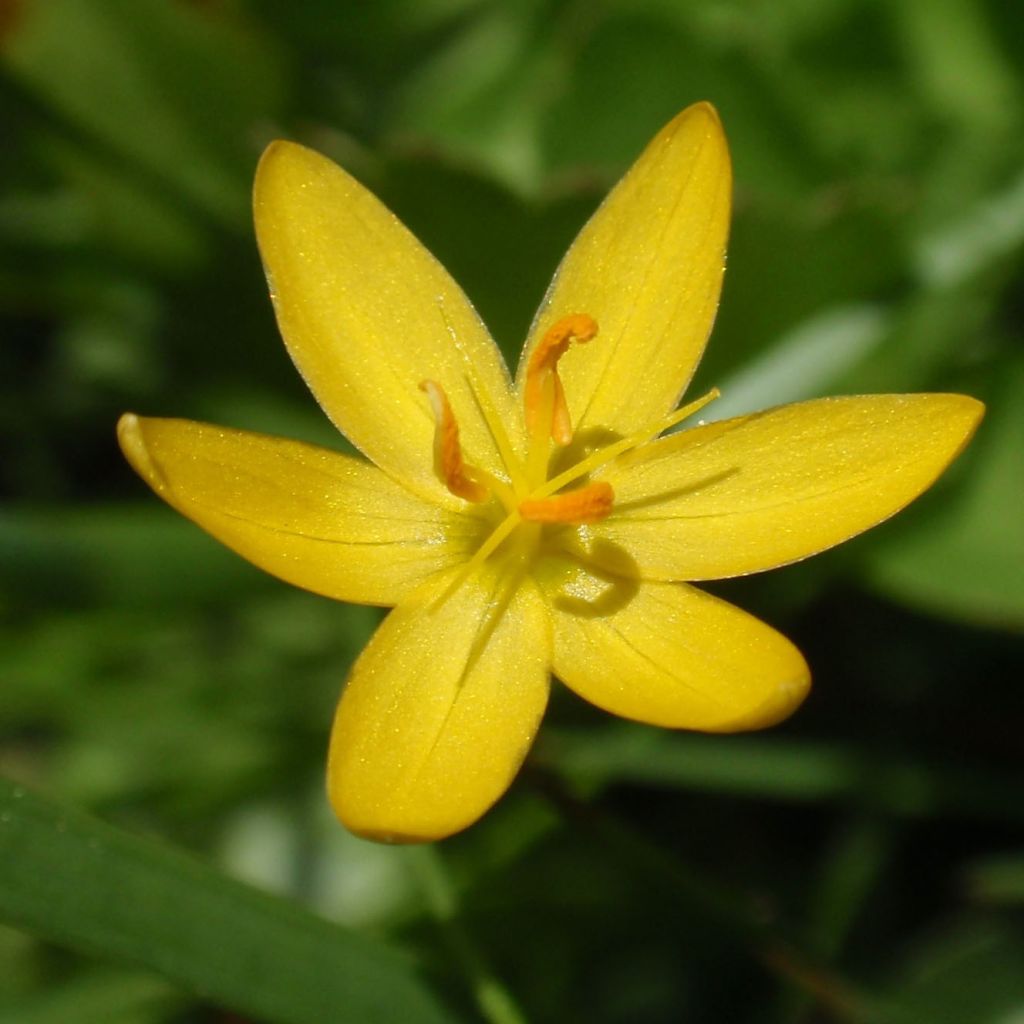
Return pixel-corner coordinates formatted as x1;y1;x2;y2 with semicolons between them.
753;663;812;729
116;413;165;493
945;394;987;466
671;100;724;140
254;139;331;209
116;411;144;463
705;659;811;733
911;392;987;463
686;99;721;123
335;810;444;845
327;781;470;845
116;410;139;435
953;393;986;429
255;138;305;172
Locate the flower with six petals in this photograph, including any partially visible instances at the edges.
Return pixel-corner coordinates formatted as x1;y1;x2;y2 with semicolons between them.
118;103;983;842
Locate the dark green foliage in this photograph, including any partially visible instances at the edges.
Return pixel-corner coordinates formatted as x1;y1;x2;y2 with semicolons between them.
2;1;1022;1021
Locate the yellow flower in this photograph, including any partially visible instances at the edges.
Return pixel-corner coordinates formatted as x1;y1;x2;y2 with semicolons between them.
118;103;983;843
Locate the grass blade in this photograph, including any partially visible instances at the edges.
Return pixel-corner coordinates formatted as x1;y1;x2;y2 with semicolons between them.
0;778;457;1024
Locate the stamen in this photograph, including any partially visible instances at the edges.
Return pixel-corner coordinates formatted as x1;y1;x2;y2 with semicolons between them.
520;481;614;525
420;380;489;503
524;313;598;447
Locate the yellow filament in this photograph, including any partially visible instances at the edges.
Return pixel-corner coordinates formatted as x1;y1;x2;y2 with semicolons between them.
538;387;721;500
430;507;524;609
447;335;528;497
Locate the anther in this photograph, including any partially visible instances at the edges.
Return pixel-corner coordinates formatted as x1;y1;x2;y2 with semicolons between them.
524;313;598;447
519;481;614;525
420;380;489;503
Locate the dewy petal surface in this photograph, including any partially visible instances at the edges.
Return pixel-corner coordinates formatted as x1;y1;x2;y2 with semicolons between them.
118;415;479;606
517;102;731;440
328;572;550;842
545;573;809;731
586;394;985;581
254;142;523;498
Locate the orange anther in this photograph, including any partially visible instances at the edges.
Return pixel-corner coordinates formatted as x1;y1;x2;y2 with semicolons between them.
519;481;614;525
420;380;488;503
524;314;598;446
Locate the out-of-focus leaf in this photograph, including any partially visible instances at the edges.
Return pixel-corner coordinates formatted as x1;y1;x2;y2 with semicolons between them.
966;854;1024;906
803;816;894;961
697;199;903;389
379;155;592;356
834;280;998;396
0;924;36;1001
3;1;1023;1019
866;359;1024;629
0;778;458;1024
890;0;1021;130
0;969;178;1024
711;303;888;419
390;0;558;192
541;724;1024;822
541;10;816;200
218;797;417;928
914;168;1024;288
2;0;284;226
0;505;260;610
3;589;373;812
887;920;1024;1024
34;140;211;276
249;0;484;68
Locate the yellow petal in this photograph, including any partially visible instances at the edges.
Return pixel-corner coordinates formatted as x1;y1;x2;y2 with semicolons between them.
328;572;550;842
118;414;480;606
517;102;731;440
542;569;809;731
254;141;523;497
586;394;985;581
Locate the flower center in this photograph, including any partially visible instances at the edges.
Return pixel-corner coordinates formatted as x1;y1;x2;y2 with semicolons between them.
420;314;720;593
421;313;615;527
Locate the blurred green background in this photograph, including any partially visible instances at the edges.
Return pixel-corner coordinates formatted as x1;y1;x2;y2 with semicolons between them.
2;1;1023;1022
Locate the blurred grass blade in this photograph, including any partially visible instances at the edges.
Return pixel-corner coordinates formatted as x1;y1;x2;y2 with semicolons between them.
543;725;1024;823
710;303;888;420
0;505;260;609
966;854;1024;906
0;969;179;1024
2;0;283;227
867;357;1024;629
0;778;457;1024
914;168;1024;287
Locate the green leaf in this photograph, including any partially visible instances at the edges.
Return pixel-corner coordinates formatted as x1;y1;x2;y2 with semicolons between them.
711;302;888;420
966;853;1024;906
390;0;558;192
2;0;284;227
914;168;1024;288
0;778;457;1024
891;0;1021;130
541;725;1024;823
0;505;260;610
887;919;1024;1024
0;969;178;1024
866;358;1024;629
